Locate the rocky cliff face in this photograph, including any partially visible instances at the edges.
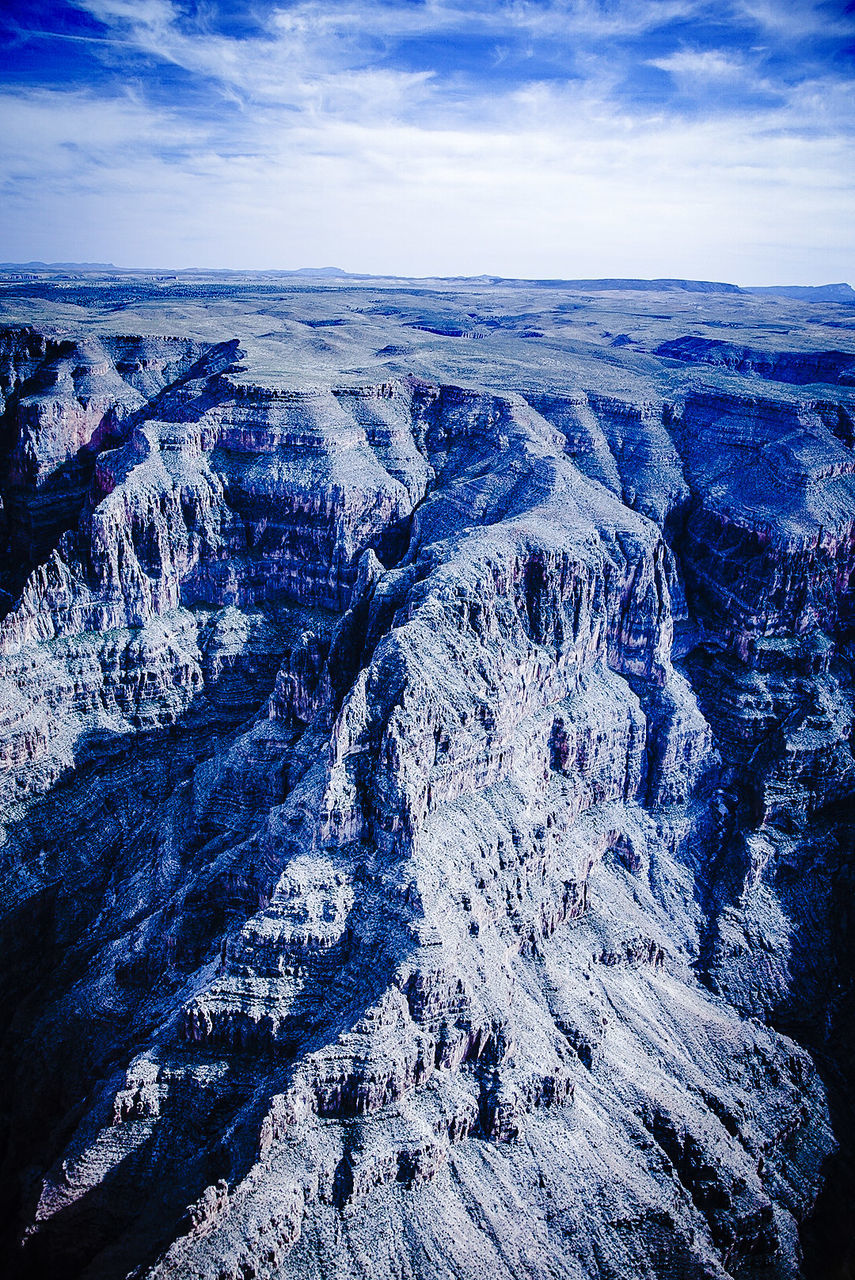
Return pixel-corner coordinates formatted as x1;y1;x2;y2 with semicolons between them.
0;302;853;1280
656;336;855;386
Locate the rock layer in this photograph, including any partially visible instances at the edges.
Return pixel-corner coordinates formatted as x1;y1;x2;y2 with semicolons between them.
0;299;853;1280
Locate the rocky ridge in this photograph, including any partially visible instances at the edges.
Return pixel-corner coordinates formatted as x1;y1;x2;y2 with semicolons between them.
0;290;852;1280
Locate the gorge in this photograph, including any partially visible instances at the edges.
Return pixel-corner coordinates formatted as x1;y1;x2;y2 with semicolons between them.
0;271;853;1280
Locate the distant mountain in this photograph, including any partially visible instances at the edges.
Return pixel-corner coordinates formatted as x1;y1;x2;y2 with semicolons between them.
290;266;350;277
0;265;850;301
0;260;118;270
745;283;855;303
526;277;743;293
443;276;743;293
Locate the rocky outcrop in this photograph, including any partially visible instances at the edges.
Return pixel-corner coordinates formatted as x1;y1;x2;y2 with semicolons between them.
0;310;853;1280
0;330;239;613
656;336;855;386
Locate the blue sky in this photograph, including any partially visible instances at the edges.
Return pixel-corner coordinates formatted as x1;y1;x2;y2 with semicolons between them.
1;0;853;280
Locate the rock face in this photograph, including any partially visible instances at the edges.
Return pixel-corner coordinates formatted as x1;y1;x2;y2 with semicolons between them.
656;336;855;386
0;287;853;1280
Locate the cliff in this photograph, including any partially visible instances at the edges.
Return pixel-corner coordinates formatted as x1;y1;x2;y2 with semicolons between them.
0;298;853;1280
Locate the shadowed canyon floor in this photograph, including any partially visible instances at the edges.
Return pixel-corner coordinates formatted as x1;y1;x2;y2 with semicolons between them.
0;271;853;1280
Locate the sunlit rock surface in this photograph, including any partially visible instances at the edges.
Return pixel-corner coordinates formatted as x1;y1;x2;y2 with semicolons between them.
0;272;853;1280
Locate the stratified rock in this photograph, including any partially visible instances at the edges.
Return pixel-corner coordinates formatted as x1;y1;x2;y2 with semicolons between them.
656;336;855;386
0;294;852;1280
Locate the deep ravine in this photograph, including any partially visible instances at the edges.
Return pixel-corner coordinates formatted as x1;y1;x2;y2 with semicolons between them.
0;307;853;1280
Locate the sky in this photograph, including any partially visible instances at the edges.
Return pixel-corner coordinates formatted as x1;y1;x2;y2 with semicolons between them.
0;0;853;282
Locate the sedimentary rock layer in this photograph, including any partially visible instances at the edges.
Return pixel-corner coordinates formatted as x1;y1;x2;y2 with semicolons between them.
0;303;853;1280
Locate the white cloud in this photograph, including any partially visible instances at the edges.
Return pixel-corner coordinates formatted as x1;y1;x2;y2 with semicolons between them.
1;71;852;283
68;0;713;108
1;1;852;281
650;49;749;79
733;0;855;40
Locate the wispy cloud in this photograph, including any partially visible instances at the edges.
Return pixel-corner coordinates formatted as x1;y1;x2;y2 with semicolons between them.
0;0;853;280
650;49;750;79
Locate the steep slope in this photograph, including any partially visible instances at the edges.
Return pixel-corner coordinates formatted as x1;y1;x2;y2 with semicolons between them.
0;329;239;612
0;319;853;1280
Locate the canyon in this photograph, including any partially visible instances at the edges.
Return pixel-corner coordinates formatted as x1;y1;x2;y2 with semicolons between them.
0;270;853;1280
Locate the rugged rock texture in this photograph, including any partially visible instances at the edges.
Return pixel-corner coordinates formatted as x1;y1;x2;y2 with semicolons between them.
0;330;240;608
0;282;853;1280
656;337;855;386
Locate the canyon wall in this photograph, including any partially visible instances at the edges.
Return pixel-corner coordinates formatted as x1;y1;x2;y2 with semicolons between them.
0;312;853;1280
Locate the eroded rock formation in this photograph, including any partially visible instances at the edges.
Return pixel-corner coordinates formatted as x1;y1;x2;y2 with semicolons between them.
0;297;853;1280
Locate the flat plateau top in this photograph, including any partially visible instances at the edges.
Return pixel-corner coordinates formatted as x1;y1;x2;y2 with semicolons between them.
2;272;854;402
